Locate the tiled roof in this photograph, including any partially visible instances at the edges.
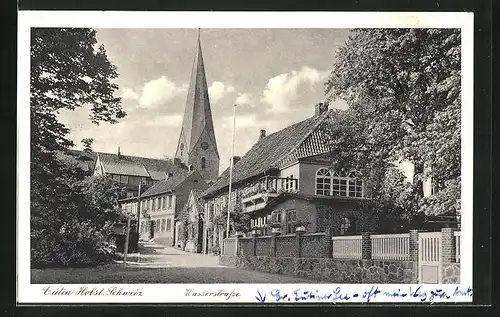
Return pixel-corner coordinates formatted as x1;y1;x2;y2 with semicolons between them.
56;149;97;173
202;110;332;198
98;152;150;177
140;172;187;198
97;152;188;180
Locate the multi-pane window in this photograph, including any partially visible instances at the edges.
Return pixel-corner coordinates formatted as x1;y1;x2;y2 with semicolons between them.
272;210;282;223
340;217;356;235
112;174;120;182
168;195;172;208
161;218;166;231
332;178;348;197
167;219;172;231
285;174;296;191
148;199;153;212
316;169;332;196
155;219;161;232
161;196;166;209
316;168;364;198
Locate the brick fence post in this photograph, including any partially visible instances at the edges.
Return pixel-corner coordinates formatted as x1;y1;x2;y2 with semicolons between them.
235;232;242;256
252;230;259;256
295;228;306;257
361;232;372;260
409;230;419;262
270;230;279;257
325;228;333;258
441;227;456;264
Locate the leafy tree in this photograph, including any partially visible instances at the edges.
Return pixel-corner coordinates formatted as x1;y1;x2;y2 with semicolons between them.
324;29;461;219
30;28;127;266
81;138;94;152
230;203;250;233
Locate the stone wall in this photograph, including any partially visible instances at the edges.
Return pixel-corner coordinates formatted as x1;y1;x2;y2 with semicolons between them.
219;255;417;284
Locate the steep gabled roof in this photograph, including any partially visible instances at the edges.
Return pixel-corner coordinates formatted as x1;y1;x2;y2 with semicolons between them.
202;110;332;198
97;152;188;180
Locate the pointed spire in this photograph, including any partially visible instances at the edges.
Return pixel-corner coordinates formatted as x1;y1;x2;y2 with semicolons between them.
175;30;219;160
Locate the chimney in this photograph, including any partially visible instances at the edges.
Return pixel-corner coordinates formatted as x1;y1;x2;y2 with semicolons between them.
232;156;241;166
259;129;266;140
314;102;328;116
117;147;121;157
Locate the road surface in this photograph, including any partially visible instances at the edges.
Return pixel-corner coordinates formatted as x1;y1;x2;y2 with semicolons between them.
31;244;323;284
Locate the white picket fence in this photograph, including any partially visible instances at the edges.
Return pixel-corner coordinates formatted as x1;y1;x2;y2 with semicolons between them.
371;233;410;260
331;235;362;259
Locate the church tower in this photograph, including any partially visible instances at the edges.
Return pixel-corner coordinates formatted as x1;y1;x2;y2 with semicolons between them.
175;30;220;181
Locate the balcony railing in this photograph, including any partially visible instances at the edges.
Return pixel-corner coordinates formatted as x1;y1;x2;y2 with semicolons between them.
241;176;299;212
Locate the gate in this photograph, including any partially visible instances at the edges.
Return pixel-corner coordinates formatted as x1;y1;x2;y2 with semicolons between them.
418;231;442;283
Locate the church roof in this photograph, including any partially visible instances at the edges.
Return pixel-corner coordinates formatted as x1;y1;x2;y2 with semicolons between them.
97;152;188;180
202;110;333;198
176;32;219;158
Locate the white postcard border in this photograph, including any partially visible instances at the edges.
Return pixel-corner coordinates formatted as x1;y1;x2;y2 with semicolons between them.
17;11;474;304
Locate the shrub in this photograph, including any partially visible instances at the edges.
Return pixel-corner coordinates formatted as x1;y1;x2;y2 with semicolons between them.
31;175;123;268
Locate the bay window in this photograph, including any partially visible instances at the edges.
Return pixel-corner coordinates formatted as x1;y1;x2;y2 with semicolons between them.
316;168;364;198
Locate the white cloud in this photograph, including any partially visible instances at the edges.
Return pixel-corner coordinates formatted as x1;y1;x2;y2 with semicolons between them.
235;93;252;106
261;66;329;113
121;87;139;100
138;75;186;108
208;81;236;104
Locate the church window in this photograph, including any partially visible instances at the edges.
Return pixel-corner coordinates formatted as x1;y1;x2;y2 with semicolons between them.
201;157;206;169
180;143;184;156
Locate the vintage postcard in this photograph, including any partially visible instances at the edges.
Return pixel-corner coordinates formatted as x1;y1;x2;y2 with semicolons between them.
17;11;473;304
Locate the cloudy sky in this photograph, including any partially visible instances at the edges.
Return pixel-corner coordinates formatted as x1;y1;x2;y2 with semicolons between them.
59;28;351;174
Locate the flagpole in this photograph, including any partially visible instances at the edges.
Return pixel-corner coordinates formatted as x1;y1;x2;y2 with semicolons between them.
137;182;142;237
226;104;237;238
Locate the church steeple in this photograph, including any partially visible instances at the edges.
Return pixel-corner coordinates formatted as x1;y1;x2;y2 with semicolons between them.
175;30;220;181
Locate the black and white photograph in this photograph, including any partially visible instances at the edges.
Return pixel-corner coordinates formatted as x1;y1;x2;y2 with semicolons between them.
17;11;474;303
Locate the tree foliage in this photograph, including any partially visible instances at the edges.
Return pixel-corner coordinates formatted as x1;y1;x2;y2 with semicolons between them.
324;29;461;219
30;28;127;267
